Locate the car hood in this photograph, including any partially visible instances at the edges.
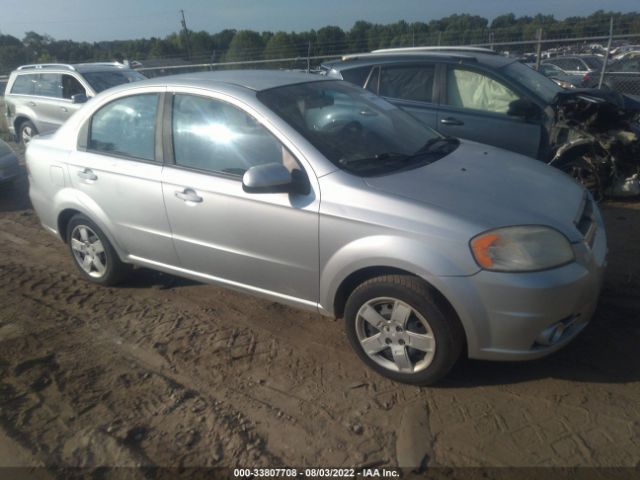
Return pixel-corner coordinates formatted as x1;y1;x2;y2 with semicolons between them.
364;140;586;242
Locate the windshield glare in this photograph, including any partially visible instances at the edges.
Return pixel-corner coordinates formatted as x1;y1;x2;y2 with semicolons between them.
501;61;562;104
257;80;444;173
83;70;147;93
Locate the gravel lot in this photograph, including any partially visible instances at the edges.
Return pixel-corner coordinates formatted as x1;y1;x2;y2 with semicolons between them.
0;140;639;474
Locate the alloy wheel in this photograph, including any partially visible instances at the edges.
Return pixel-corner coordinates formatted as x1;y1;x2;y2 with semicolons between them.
70;225;107;278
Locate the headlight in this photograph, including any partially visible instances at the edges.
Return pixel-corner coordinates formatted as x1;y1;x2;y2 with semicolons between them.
470;226;574;272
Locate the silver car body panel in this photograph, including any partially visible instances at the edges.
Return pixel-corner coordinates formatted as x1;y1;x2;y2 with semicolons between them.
26;71;607;361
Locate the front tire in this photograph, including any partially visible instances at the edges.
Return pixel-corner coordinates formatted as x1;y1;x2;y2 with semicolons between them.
19;120;38;146
344;275;464;385
66;214;130;286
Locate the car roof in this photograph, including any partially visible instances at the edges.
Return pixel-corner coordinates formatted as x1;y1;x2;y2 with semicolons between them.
322;51;516;71
136;70;332;92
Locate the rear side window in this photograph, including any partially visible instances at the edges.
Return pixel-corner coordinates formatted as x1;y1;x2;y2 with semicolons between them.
89;94;158;161
379;65;435;103
11;75;36;95
34;73;62;98
340;67;373;87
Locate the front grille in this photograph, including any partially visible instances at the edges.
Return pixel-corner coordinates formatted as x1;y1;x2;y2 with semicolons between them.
575;194;597;248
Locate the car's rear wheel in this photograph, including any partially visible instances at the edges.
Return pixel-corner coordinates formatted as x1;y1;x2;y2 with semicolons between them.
344;275;464;385
66;214;130;286
19;120;38;146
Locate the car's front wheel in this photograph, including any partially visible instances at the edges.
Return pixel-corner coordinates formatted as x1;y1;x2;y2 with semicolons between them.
66;214;130;286
344;275;464;385
19;120;38;145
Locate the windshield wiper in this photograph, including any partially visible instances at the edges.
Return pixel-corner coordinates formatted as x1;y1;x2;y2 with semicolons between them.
338;151;409;167
414;136;460;155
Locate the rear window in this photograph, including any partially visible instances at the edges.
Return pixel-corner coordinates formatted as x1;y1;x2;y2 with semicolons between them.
11;75;35;95
582;57;603;70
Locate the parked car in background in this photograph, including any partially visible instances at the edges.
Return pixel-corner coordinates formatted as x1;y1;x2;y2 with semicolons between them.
528;63;587;89
322;48;640;198
542;55;603;77
592;54;640;96
26;71;607;385
3;63;146;145
0;139;20;187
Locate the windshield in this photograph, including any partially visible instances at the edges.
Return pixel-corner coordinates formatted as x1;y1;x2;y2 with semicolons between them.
257;80;453;175
501;61;562;104
82;70;147;93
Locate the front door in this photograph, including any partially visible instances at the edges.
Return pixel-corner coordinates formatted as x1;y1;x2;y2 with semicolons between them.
161;93;320;305
437;66;542;159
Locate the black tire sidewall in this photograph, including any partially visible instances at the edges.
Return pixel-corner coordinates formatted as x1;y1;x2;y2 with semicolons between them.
20;121;38;145
66;214;122;286
345;278;462;385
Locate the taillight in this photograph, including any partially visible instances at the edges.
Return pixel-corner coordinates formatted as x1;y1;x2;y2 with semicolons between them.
583;73;589;85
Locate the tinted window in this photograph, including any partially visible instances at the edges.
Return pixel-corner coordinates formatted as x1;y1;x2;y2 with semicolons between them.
379;65;435;103
340;66;373;87
11;75;35;95
62;74;86;99
582;57;603;70
34;73;62;98
89;94;158;161
172;94;291;176
82;70;147;93
446;68;519;113
365;66;380;94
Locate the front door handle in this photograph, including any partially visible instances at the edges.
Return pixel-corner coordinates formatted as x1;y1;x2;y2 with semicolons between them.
175;188;203;203
61;106;68;112
77;168;97;181
28;101;37;107
440;117;464;126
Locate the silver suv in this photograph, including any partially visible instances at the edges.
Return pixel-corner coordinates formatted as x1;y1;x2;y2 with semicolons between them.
26;71;607;385
4;63;146;144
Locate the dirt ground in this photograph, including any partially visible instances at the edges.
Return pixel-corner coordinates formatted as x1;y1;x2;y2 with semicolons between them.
0;140;639;474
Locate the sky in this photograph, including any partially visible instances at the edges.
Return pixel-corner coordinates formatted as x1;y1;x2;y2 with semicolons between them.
0;0;638;42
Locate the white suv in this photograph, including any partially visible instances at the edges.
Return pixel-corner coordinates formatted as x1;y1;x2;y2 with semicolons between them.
3;63;146;144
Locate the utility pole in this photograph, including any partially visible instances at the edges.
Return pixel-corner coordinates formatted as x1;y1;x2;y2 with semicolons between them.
598;17;614;89
535;28;543;70
180;9;192;61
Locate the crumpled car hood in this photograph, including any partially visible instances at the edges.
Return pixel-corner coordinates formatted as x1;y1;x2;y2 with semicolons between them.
364;140;587;242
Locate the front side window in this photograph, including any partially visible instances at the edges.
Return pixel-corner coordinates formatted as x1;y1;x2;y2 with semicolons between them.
340;66;373;87
34;73;62;98
379;65;435;103
89;94;158;161
172;94;295;176
446;68;519;114
11;75;36;95
62;75;86;99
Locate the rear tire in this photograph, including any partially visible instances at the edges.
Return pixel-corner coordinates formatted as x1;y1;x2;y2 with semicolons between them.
344;274;464;385
66;214;130;286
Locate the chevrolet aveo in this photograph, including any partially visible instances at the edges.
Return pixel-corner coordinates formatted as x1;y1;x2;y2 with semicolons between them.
26;71;607;385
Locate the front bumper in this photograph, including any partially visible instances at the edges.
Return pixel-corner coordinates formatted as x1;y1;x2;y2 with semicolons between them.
439;210;607;361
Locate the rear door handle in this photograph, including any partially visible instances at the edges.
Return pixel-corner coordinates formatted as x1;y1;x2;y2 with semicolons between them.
175;188;203;203
77;168;97;181
28;101;37;107
440;117;464;126
61;107;68;112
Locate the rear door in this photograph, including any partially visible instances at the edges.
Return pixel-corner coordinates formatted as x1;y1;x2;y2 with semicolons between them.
365;63;440;129
68;89;179;265
437;65;542;158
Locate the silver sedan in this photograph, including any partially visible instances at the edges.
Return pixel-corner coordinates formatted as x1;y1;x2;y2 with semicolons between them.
26;71;606;384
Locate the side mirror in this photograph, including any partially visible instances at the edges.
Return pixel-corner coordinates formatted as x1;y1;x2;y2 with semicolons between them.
507;98;539;119
71;93;88;104
242;163;294;193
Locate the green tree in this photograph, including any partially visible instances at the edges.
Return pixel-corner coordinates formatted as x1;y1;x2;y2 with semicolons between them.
225;30;265;62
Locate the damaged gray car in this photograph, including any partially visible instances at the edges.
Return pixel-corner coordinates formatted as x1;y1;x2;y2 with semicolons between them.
322;48;640;199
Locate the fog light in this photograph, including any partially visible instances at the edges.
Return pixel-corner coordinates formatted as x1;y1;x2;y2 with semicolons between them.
536;316;578;346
